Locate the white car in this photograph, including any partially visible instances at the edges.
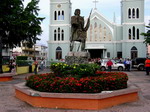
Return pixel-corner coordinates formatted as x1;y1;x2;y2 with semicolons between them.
100;59;125;71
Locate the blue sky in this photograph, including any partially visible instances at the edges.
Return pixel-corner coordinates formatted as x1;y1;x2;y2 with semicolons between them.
24;0;150;45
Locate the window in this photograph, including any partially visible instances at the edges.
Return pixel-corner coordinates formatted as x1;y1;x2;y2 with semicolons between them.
61;30;64;41
104;27;106;36
107;52;110;58
133;26;135;39
104;27;107;41
54;30;57;41
99;24;102;41
128;8;131;19
117;52;122;59
58;11;61;20
132;9;135;18
62;11;64;20
136;8;139;18
129;29;131;39
137;29;139;39
90;25;92;41
58;28;60;41
54;11;57;20
94;22;97;41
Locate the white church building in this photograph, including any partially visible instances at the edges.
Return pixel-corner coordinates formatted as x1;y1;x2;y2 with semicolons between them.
48;0;146;61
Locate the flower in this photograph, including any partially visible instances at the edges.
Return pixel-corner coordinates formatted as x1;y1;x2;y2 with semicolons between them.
26;70;128;93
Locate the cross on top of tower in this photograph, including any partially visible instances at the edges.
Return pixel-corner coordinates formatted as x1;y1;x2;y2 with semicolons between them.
93;0;99;10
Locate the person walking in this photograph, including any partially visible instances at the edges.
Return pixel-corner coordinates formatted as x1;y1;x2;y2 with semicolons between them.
11;59;16;74
40;59;44;70
106;59;113;72
126;59;131;71
145;57;150;75
9;60;13;73
33;59;38;74
123;59;127;71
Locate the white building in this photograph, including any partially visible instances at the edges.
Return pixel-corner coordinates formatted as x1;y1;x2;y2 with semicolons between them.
48;0;146;61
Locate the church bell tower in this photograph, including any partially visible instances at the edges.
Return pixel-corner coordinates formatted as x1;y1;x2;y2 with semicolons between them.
48;0;71;61
121;0;146;59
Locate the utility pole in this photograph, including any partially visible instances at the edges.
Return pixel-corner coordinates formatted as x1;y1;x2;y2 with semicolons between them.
0;35;3;73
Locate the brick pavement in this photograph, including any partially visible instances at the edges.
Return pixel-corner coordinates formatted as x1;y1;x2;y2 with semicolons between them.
0;70;150;112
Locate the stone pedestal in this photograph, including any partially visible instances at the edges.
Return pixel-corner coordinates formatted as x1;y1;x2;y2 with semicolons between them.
65;52;90;65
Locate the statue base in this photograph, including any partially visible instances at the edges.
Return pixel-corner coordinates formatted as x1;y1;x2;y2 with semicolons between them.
65;52;90;65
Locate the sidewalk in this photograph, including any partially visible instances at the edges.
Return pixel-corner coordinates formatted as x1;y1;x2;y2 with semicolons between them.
0;70;150;112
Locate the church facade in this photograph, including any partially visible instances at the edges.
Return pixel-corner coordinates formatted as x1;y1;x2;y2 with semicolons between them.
48;0;146;61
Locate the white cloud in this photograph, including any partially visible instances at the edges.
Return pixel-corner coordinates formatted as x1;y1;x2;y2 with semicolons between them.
145;16;150;25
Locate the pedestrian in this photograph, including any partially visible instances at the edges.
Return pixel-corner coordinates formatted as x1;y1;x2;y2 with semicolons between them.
106;59;113;72
11;59;16;74
33;59;38;74
126;59;131;71
9;60;13;72
123;59;127;71
40;59;44;70
145;57;150;75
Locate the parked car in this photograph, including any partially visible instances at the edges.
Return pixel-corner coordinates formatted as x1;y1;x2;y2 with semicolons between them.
100;59;125;71
131;58;146;71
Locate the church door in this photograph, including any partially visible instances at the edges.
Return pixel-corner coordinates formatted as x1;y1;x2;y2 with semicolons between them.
56;46;62;60
88;49;103;58
131;46;138;59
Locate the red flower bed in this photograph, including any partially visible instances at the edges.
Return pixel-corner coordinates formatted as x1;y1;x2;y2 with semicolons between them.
26;71;128;93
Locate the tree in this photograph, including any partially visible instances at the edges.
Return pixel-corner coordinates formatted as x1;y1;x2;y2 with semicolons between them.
0;0;44;73
141;21;150;45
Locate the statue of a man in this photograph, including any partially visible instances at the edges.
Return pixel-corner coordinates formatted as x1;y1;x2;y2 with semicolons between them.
70;9;91;51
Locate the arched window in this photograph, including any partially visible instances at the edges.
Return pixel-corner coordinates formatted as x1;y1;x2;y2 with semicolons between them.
94;22;97;41
99;24;102;41
61;30;64;41
136;8;139;18
94;22;97;28
62;11;64;20
90;25;92;41
132;8;135;18
104;27;106;36
56;46;62;60
109;33;111;41
54;11;57;20
131;46;138;59
129;29;131;39
54;30;57;41
103;27;106;41
128;8;131;19
58;11;61;20
133;26;135;39
137;29;139;40
58;28;60;41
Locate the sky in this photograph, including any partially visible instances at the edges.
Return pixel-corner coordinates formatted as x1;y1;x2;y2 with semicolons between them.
24;0;150;46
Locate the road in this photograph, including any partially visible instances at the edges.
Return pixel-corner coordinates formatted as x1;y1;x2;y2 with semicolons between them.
0;69;150;112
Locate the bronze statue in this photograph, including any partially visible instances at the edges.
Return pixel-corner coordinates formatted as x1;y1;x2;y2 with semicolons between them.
70;9;92;51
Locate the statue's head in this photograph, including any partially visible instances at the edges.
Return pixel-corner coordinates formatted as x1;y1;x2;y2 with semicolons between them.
74;9;80;16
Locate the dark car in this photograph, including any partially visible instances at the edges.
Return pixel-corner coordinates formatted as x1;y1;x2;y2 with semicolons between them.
131;58;146;71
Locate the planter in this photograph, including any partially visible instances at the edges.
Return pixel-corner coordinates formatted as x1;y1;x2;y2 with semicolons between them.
0;73;14;82
2;65;10;72
16;66;29;75
14;82;140;110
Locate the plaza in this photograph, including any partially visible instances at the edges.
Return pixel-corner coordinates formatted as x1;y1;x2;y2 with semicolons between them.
0;69;150;112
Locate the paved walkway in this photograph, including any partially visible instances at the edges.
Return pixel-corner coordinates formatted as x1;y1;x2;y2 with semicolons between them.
0;70;150;112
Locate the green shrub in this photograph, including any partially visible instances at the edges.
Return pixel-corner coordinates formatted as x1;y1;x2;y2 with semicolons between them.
16;60;33;66
16;56;28;60
50;63;99;77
